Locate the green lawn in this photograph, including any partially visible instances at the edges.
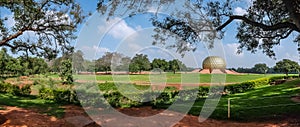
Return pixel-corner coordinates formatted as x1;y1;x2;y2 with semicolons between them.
159;79;300;121
73;73;288;84
0;94;65;118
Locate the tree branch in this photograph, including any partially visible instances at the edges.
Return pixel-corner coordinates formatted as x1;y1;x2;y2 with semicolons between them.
216;15;300;32
0;27;47;46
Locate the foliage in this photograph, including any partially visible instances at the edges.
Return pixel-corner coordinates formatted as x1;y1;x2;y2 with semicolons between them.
72;50;85;73
95;52;126;73
0;82;31;96
38;87;79;104
151;58;169;73
0;0;86;59
59;60;73;84
224;77;270;94
97;0;300;58
274;59;299;76
129;54;151;73
168;59;187;74
0;48;49;77
253;63;269;74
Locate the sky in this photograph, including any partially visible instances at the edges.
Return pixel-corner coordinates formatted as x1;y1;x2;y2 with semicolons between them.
75;0;300;68
1;0;299;68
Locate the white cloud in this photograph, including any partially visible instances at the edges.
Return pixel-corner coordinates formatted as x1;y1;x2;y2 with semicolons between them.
97;17;138;40
234;7;247;15
109;20;136;39
80;45;111;60
225;43;244;57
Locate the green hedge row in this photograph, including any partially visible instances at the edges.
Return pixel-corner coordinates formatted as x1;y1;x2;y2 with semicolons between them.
36;75;298;107
0;82;31;96
224;77;270;94
39;87;79;104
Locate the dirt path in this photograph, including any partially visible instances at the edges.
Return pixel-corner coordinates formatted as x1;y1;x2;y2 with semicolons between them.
1;105;299;127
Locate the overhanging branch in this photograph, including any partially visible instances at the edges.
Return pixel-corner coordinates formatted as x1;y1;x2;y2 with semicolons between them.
216;15;300;32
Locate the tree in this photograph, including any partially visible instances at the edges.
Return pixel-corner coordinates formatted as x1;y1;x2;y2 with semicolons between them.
95;52;123;73
18;57;48;75
168;59;187;74
59;59;73;84
151;58;169;74
253;63;269;74
97;0;300;58
72;50;85;73
83;60;96;72
0;0;85;59
115;56;131;71
0;48;49;77
274;59;299;76
0;48;11;76
129;54;151;73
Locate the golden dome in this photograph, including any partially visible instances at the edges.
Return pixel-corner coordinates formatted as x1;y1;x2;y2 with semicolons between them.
202;56;226;70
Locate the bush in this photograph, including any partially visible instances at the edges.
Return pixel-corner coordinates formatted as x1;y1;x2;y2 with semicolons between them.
19;84;31;96
0;82;31;96
39;87;54;100
0;82;11;93
38;87;79;104
225;77;270;94
198;86;209;98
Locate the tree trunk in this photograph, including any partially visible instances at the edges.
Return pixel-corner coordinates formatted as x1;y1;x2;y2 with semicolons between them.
173;70;176;74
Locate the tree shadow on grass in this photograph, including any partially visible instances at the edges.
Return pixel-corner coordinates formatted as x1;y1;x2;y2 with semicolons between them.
157;79;300;123
0;94;65;118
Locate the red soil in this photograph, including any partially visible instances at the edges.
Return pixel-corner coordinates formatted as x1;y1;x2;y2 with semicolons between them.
1;105;299;127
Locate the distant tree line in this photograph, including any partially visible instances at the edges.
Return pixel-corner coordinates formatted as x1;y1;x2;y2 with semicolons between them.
49;51;189;74
93;52;188;74
0;48;48;78
230;59;300;76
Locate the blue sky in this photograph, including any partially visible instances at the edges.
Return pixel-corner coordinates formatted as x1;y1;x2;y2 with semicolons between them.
1;0;299;68
75;0;299;68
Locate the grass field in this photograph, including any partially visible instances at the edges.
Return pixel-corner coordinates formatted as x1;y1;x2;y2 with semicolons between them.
158;79;300;121
1;74;300;122
0;94;64;118
72;73;291;84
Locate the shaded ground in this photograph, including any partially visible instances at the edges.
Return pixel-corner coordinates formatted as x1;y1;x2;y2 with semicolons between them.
1;105;300;127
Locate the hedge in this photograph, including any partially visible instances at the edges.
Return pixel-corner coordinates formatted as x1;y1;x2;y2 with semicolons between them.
224;77;270;94
0;82;31;96
38;87;79;104
36;75;298;107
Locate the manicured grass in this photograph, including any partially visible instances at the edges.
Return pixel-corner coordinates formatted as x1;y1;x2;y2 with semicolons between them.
157;79;300;121
0;94;65;118
74;73;288;84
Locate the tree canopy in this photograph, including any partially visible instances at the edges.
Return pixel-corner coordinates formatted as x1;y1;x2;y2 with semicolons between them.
253;63;269;74
129;54;151;73
274;59;299;76
0;0;85;59
151;58;169;73
97;0;300;59
168;59;187;74
0;48;48;77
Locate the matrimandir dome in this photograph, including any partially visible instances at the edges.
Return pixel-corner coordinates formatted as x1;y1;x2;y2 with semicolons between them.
196;56;239;74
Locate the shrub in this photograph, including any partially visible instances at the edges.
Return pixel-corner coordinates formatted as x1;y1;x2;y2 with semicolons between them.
7;85;20;96
224;77;270;94
19;84;31;96
38;87;80;104
0;82;11;93
39;87;54;100
33;80;39;85
0;82;31;96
